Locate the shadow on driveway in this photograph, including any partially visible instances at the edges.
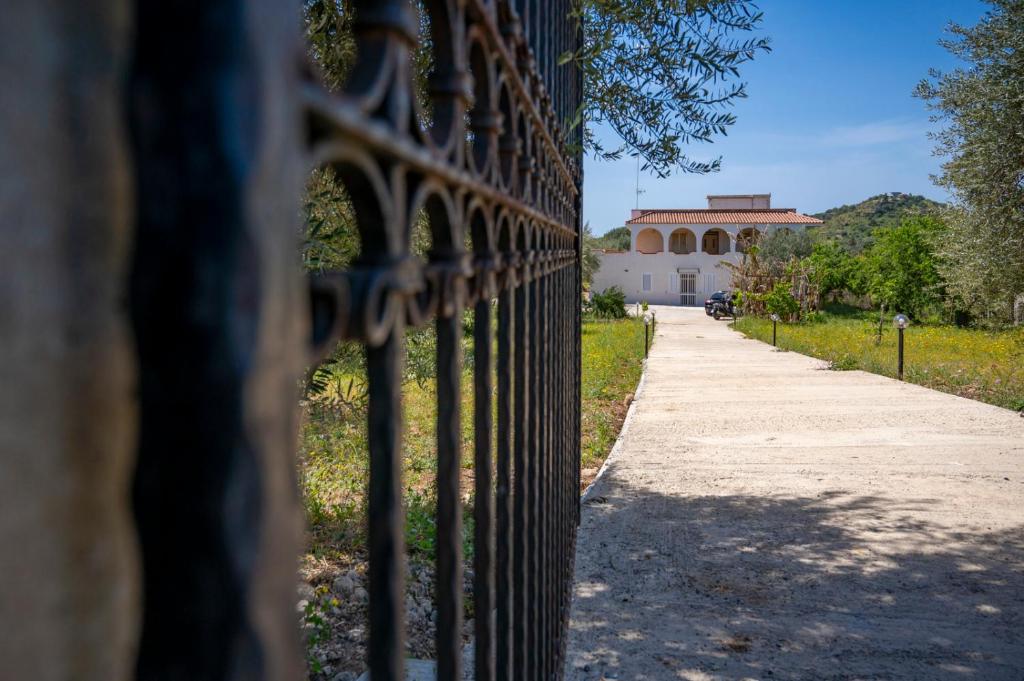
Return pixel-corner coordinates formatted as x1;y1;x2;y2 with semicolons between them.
568;478;1024;680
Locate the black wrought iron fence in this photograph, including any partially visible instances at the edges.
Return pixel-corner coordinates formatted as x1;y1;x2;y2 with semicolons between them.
305;2;583;679
0;0;580;679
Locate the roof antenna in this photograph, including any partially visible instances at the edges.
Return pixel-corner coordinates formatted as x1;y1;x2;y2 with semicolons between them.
634;153;646;210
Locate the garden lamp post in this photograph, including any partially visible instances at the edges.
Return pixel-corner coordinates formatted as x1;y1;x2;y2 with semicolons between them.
893;314;909;380
643;312;653;358
770;313;780;346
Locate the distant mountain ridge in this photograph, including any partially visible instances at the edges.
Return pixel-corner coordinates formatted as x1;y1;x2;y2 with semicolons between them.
811;192;947;253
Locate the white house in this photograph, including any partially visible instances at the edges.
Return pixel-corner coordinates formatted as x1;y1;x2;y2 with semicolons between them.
591;194;823;305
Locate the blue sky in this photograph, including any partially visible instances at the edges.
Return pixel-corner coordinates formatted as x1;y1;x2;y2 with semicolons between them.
582;0;988;235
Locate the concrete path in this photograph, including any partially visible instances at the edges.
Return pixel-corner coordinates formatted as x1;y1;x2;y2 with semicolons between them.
566;306;1024;681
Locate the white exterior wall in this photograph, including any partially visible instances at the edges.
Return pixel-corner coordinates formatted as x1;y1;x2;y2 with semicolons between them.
593;222;808;306
593;250;741;305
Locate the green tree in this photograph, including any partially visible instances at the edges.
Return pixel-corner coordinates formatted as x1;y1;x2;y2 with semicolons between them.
594;226;632;250
303;166;360;272
306;1;768;178
914;0;1024;323
581;223;603;290
574;0;770;176
863;217;944;319
757;229;813;275
808;241;858;300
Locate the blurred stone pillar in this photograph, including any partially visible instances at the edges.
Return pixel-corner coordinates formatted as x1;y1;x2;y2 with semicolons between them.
0;2;139;680
1;1;309;678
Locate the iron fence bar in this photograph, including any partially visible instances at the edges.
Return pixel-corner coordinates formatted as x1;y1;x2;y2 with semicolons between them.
367;338;407;681
552;263;560;681
496;279;514;681
557;270;565;681
540;258;548;675
561;258;569;673
527;262;541;681
544;263;552;681
557;258;564;679
436;309;465;681
513;254;530;681
556;258;567;675
566;255;574;667
127;1;308;677
549;269;556;681
473;292;495;681
536;259;545;681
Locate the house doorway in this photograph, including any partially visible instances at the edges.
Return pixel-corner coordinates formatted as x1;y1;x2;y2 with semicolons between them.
679;271;697;305
702;228;730;255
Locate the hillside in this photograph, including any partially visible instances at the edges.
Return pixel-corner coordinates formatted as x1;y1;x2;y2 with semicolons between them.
594;225;631;250
811;192;946;253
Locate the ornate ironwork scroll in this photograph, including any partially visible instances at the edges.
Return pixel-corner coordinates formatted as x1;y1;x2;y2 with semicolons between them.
304;2;583;680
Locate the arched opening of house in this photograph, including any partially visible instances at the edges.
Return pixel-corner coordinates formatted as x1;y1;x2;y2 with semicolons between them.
636;228;664;254
668;228;696;254
701;228;730;255
737;227;762;254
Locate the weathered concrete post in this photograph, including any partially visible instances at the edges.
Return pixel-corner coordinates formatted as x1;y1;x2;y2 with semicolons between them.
1;2;309;678
0;3;139;679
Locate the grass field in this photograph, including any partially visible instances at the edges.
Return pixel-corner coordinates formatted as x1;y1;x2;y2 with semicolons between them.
733;305;1024;412
299;315;648;560
580;316;647;470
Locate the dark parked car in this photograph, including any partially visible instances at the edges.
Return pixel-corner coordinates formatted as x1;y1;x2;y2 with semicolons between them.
704;290;733;316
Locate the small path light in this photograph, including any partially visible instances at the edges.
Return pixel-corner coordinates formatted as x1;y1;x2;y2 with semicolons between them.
643;312;653;358
770;313;780;347
893;314;909;380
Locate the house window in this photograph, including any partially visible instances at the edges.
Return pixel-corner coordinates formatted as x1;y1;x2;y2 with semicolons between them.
702;232;718;253
669;229;694;254
642;273;652;292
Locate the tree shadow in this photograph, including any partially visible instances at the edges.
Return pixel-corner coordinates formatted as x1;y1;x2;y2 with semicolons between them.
568;479;1024;680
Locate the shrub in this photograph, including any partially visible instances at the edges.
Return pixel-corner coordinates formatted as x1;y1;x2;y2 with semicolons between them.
591;286;627;318
764;282;800;320
828;354;858;371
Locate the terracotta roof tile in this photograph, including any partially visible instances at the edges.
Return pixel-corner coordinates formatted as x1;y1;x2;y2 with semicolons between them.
627;209;822;225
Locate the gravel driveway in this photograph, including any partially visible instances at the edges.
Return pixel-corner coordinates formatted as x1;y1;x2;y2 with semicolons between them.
566;306;1024;680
